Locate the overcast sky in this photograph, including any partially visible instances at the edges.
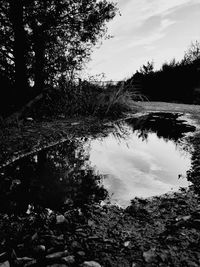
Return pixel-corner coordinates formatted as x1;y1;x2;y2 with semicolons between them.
85;0;200;81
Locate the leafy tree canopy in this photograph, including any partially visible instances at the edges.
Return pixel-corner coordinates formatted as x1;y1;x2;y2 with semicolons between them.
0;0;117;106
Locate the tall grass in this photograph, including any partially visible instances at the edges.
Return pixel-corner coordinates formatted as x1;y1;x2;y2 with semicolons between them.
25;79;145;119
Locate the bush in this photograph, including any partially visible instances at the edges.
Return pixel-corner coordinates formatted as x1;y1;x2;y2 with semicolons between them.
25;80;142;119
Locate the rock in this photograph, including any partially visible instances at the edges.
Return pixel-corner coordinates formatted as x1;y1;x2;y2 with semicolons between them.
76;251;86;258
56;215;66;224
78;232;88;238
75;228;84;232
181;215;191;221
143;248;156;263
46;250;68;260
26;117;34;122
61;255;75;265
16;257;34;265
47;248;56;254
71;241;82;250
71;122;80;126
33;245;46;258
123;241;131;247
0;261;10;267
24;260;37;267
31;232;38;242
88;220;94;227
82;261;102;267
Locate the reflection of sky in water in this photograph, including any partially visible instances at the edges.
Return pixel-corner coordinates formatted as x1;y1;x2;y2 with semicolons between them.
89;131;191;207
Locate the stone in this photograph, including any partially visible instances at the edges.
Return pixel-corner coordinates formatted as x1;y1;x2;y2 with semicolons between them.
76;251;86;258
143;248;156;263
123;241;131;247
26;117;34;122
71;122;80;126
16;257;34;265
0;261;10;267
181;215;191;221
56;215;66;224
31;232;38;242
71;241;82;250
24;260;37;267
33;245;46;258
88;220;94;227
46;250;68;260
82;261;102;267
61;255;75;265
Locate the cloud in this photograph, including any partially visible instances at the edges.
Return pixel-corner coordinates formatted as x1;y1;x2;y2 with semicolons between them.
110;0;197;38
126;17;175;48
86;0;200;80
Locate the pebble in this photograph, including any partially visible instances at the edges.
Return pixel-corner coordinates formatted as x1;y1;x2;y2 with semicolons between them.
0;261;10;267
76;251;86;258
16;257;34;265
33;245;46;258
31;232;38;242
56;215;66;224
25;117;34;122
82;261;102;267
124;241;131;247
46;250;68;260
24;259;37;267
181;215;191;221
61;255;75;265
88;220;94;227
71;241;82;250
143;248;156;263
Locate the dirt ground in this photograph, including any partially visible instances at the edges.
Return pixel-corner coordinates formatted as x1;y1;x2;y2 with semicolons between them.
1;102;200;267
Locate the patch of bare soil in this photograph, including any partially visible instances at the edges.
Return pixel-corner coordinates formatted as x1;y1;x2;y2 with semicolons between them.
0;189;200;267
0;116;113;168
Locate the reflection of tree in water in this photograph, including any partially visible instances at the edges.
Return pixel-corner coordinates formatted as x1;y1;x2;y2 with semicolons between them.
125;112;195;142
0;139;108;214
110;112;194;157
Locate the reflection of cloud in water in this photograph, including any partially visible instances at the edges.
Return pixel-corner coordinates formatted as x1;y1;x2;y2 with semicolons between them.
90;131;191;207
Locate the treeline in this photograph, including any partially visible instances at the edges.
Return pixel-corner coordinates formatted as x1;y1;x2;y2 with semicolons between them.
126;41;200;104
0;0;117;117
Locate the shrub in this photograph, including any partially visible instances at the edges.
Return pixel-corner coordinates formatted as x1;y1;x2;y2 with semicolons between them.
25;79;143;119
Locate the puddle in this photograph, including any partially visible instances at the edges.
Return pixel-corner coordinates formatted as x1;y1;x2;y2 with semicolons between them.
0;112;196;213
89;113;196;207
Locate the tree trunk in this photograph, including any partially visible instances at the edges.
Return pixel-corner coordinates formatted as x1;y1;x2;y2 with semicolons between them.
9;0;28;104
33;28;46;96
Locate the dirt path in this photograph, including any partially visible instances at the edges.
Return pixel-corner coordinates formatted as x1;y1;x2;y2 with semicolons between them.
137;101;200;114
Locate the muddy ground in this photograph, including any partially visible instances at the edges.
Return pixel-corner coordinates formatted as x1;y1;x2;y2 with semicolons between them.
1;102;200;267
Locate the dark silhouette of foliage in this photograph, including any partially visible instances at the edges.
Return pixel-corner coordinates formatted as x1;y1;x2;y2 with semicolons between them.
139;60;154;75
126;41;200;104
0;139;108;213
0;0;117;115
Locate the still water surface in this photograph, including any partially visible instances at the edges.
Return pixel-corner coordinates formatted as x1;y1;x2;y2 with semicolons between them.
89;130;191;207
0;112;196;212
